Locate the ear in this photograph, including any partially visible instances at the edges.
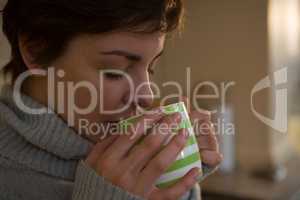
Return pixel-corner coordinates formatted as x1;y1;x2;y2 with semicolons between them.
18;34;41;70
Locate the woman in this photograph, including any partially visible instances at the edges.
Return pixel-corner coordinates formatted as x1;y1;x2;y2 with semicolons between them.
0;0;222;199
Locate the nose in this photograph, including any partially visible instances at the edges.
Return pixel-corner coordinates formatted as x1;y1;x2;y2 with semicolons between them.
136;83;154;109
123;76;154;110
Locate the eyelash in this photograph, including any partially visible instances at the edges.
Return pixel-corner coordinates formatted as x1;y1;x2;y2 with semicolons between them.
148;68;155;75
104;73;124;80
104;68;155;80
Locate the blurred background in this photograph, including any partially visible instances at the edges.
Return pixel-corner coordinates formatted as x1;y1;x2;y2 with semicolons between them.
1;0;300;199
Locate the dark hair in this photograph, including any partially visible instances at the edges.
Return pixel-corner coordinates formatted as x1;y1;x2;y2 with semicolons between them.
2;0;184;81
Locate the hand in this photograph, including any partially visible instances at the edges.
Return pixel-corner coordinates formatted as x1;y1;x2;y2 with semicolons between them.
180;96;223;169
85;110;201;200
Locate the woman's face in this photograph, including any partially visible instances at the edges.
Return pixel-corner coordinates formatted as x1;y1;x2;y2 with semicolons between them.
49;31;165;142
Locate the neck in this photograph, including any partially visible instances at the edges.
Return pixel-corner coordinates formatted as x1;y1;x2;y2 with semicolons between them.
22;76;49;107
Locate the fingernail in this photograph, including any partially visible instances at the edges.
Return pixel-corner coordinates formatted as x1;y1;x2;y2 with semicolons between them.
175;113;181;122
180;128;188;139
185;130;190;139
181;128;189;139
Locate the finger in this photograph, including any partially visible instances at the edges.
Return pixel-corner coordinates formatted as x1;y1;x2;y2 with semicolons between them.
161;167;200;200
195;121;218;151
85;134;119;167
124;112;182;172
102;108;164;161
141;128;189;185
200;150;223;167
196;131;218;151
193;120;214;137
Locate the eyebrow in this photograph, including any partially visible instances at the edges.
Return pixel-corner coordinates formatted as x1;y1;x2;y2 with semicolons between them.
100;49;164;62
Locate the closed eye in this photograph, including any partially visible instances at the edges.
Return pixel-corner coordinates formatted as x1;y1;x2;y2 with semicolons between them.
104;72;124;80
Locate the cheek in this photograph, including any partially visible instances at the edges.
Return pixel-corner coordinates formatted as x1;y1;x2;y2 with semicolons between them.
100;80;128;111
71;81;126;117
71;80;126;131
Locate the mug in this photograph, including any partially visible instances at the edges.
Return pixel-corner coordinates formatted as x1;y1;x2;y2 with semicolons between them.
119;102;203;188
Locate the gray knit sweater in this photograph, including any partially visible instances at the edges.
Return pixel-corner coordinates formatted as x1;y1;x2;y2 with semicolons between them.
0;84;205;200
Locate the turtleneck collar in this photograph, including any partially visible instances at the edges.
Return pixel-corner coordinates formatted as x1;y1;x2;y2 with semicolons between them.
0;84;93;180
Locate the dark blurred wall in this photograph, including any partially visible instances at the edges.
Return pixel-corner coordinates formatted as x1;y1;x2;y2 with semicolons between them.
154;0;294;173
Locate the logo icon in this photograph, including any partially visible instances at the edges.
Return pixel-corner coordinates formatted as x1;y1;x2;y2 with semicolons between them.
251;68;288;133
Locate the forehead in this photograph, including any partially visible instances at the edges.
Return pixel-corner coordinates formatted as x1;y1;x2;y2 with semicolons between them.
75;31;166;55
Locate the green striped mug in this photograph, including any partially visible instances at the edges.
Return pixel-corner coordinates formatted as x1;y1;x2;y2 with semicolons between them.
119;102;203;188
